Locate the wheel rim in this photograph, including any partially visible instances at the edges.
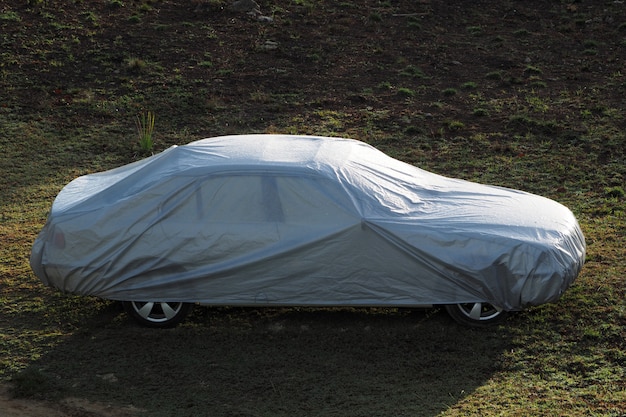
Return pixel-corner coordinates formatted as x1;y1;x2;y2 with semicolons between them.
456;302;503;321
130;301;185;323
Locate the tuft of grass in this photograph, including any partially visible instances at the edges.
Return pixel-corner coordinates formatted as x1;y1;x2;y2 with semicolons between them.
127;14;141;23
0;11;21;21
524;65;543;75
400;65;428;79
199;52;213;67
81;11;99;26
448;120;465;130
135;111;156;153
368;12;382;22
407;16;421;30
108;0;124;8
485;70;503;80
529;79;547;88
461;81;478;89
583;40;599;48
139;3;153;13
126;56;146;72
604;186;625;199
473;108;490;117
397;87;416;97
467;25;483;35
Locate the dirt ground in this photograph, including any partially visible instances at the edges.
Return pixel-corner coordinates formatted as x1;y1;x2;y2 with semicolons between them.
0;384;143;417
6;0;623;142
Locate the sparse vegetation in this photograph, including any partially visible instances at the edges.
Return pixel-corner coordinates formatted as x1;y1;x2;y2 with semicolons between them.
397;86;417;97
524;65;543;75
447;120;465;130
400;65;428;79
0;11;20;21
513;28;529;37
407;15;421;29
473;107;489;117
467;25;483;35
485;70;503;80
126;56;146;72
0;1;624;416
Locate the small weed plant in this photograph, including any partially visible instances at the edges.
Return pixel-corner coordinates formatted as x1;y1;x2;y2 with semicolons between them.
136;110;156;153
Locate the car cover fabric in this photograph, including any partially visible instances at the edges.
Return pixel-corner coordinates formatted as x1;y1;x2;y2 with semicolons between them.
30;135;586;310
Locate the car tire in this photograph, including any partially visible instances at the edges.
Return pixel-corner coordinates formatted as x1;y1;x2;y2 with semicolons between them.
444;303;509;327
122;301;193;328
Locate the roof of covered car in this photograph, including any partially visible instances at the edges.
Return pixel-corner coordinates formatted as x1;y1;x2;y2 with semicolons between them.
52;135;390;213
183;134;364;169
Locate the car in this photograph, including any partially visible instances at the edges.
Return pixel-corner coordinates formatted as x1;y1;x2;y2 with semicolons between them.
30;134;586;328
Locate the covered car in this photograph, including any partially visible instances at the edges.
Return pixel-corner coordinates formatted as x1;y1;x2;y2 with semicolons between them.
30;134;586;327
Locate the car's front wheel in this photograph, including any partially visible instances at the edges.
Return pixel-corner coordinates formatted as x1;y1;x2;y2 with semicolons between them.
444;303;509;327
122;301;193;328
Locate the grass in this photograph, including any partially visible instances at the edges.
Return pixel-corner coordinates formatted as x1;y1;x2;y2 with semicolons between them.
1;0;625;415
135;110;156;153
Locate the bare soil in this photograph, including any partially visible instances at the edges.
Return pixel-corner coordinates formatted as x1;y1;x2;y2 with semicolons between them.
5;0;624;144
0;384;143;417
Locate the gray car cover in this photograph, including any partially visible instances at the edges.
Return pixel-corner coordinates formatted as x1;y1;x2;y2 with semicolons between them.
30;135;586;310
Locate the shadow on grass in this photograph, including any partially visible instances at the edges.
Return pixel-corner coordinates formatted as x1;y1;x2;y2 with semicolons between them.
14;304;513;416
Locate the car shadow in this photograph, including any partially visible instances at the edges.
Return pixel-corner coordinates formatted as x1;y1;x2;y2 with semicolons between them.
12;303;514;416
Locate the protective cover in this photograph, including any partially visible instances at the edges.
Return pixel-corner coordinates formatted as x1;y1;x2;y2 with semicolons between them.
30;135;586;311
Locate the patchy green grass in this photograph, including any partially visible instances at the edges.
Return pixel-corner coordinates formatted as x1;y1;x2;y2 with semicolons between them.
0;0;625;416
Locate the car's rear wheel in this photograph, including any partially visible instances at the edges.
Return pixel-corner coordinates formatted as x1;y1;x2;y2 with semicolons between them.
444;303;509;327
123;301;193;328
